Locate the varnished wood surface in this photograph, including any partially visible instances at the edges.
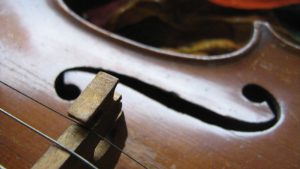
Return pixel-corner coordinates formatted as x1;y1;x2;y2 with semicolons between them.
1;0;300;168
32;72;124;169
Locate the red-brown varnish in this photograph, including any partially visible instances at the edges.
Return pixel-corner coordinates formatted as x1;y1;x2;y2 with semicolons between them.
210;0;300;9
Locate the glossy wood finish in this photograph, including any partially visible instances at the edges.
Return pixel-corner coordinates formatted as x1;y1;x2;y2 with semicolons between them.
1;0;300;169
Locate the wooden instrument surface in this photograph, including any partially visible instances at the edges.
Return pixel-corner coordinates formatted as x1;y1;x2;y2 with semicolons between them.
1;0;300;168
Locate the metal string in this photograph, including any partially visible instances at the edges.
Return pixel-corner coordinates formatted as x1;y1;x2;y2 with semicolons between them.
0;108;98;169
0;81;148;169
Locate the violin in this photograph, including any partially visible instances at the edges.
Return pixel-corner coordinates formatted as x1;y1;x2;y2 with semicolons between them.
1;0;300;168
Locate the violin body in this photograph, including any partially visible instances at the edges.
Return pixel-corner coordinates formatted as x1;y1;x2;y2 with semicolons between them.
1;0;300;168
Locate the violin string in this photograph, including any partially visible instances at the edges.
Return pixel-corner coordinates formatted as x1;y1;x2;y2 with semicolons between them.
0;108;98;169
0;81;148;169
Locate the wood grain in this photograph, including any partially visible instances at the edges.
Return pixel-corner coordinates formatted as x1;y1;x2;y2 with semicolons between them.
32;72;122;169
1;0;300;169
32;125;89;169
68;72;119;124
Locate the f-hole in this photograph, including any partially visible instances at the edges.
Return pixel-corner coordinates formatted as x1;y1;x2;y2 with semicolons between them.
54;67;281;132
242;84;279;114
55;75;81;100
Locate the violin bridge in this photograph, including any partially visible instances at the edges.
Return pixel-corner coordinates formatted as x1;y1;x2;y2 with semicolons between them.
32;72;123;169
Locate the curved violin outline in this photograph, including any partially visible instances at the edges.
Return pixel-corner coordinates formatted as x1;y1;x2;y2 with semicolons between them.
56;0;299;61
54;67;281;132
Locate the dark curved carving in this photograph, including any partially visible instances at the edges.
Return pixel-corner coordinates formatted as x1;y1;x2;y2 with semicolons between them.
55;67;281;132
